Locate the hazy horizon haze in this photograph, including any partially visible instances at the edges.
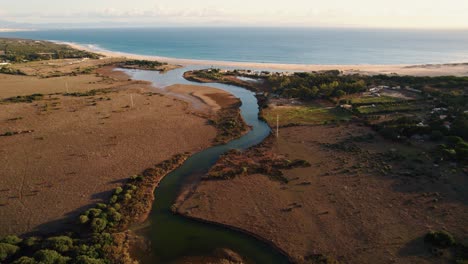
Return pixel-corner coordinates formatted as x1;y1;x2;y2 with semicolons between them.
1;0;468;29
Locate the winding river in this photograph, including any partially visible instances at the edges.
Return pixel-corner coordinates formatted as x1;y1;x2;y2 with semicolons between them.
124;66;289;264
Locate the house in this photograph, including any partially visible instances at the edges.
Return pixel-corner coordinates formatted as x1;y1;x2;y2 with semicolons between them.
340;104;353;110
431;107;448;114
0;50;5;56
36;52;55;60
369;87;380;93
404;86;422;93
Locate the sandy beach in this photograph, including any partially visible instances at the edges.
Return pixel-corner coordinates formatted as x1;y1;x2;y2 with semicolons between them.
65;42;468;77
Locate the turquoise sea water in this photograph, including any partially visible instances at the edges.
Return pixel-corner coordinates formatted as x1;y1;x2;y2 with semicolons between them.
1;27;468;65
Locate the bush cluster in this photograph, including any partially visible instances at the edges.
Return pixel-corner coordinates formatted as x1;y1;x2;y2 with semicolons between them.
79;182;140;233
425;231;456;248
0;154;187;263
0;234;109;263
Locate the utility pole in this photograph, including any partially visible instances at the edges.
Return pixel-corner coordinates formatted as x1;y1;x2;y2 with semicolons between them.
130;95;134;108
276;114;279;138
65;82;69;93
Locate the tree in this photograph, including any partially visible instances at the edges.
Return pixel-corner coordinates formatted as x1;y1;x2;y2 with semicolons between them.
75;255;106;264
12;256;37;264
22;237;41;248
451;116;468;140
34;249;70;264
43;236;73;253
424;231;455;248
91;218;108;233
1;235;23;245
80;215;90;224
0;242;20;261
335;90;346;98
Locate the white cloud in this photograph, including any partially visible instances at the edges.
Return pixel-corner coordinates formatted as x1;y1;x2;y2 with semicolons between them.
1;0;468;28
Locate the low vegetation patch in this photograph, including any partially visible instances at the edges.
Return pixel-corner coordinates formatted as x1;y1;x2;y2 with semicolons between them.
185;69;224;82
0;130;34;137
118;60;167;71
425;231;456;248
184;70;260;91
350;95;403;105
263;104;351;126
1;93;43;104
210;101;249;144
64;89;111;97
0;154;190;264
78;153;189;233
355;102;423;115
205;135;310;183
0;38;100;62
423;231;468;263
0;66;26;75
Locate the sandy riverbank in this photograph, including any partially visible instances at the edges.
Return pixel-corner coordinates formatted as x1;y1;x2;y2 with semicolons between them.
65;42;468;77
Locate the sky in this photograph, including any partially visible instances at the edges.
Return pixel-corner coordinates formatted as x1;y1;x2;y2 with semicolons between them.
1;0;468;29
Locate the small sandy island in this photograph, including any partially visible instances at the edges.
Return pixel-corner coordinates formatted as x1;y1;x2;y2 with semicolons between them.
66;42;468;77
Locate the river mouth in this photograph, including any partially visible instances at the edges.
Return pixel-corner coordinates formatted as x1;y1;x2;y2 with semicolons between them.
122;66;290;263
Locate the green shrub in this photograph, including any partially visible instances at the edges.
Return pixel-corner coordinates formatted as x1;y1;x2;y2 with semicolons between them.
87;209;102;218
113;203;121;210
0;242;20;261
75;244;99;259
91;218;107;233
109;195;118;204
2;94;43;103
33;249;70;264
109;211;122;222
130;174;144;182
96;203;107;210
1;235;23;245
75;255;106;264
91;233;112;247
12;256;37;264
446;136;464;146
125;184;137;191
22;237;41;248
43;236;73;253
114;187;123;195
123;193;132;201
425;231;456;248
79;215;90;224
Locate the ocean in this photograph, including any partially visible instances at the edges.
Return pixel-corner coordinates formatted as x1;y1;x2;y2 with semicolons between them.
1;27;468;65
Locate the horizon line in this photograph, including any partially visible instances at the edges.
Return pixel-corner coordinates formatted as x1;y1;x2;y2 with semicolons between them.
2;25;468;31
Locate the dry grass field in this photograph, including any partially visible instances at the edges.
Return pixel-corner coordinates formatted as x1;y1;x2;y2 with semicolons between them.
0;60;237;237
178;123;468;263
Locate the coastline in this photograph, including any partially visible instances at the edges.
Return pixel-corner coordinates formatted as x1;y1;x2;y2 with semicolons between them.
64;41;468;77
0;28;35;32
